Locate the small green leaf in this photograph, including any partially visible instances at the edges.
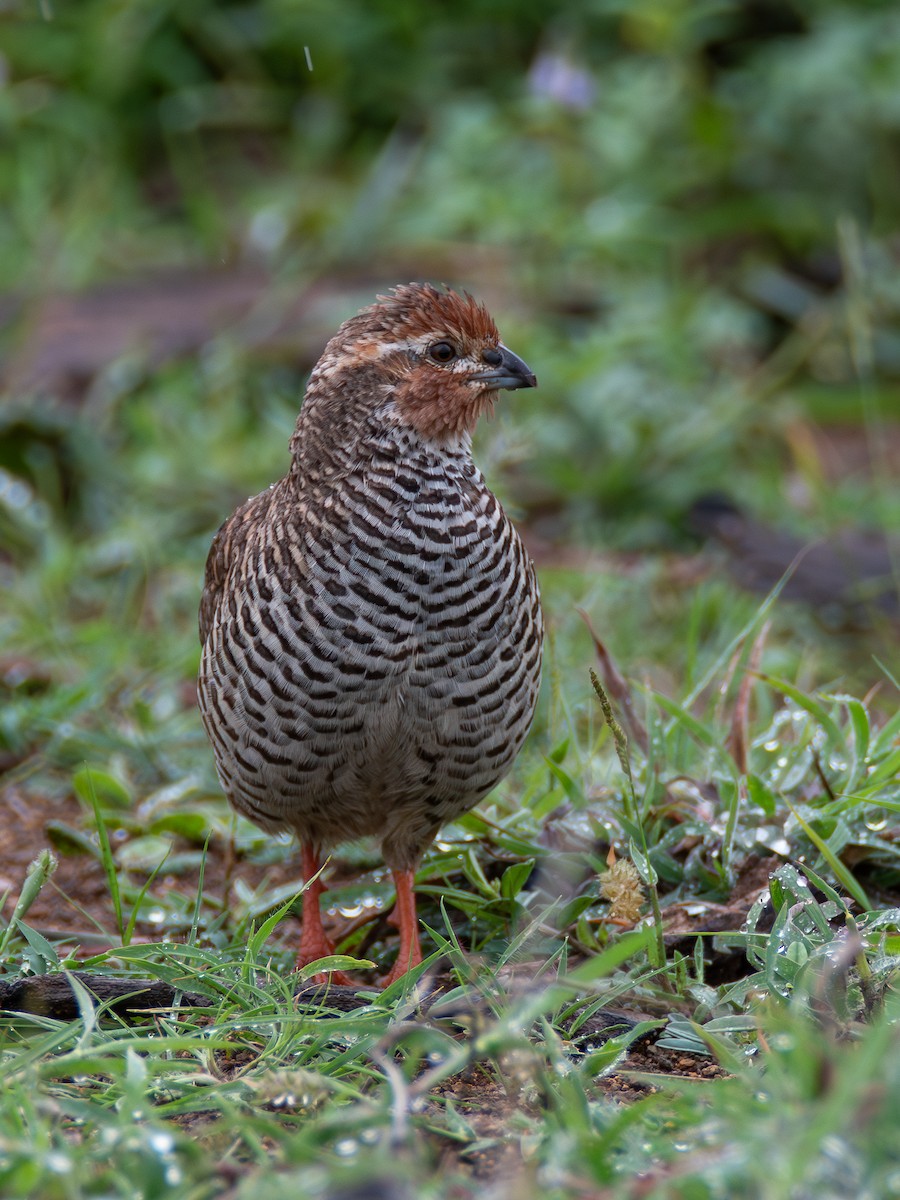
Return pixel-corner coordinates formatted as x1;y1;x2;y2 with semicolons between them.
72;766;131;811
296;955;376;982
18;921;60;973
747;774;776;816
628;839;658;887
499;858;535;900
45;822;99;858
543;757;585;806
114;835;174;871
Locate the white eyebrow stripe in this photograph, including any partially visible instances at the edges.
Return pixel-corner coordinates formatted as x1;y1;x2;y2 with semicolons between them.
369;335;438;356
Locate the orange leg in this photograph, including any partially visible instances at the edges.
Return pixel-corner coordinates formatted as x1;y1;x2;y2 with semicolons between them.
381;868;423;988
295;844;354;986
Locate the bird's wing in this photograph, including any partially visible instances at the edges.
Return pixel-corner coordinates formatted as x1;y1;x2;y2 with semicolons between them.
198;489;278;645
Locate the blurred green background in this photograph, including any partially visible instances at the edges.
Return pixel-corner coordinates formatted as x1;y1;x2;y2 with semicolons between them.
2;0;899;749
4;0;900;528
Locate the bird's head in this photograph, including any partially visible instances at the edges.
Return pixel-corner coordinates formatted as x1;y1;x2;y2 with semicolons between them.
305;283;536;448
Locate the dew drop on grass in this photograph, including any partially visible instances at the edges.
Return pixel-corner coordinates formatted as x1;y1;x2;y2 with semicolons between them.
865;817;887;831
336;894;384;918
148;1130;174;1155
46;1153;71;1174
2;477;33;510
768;1033;794;1052
334;1138;358;1158
146;909;166;924
359;1128;379;1145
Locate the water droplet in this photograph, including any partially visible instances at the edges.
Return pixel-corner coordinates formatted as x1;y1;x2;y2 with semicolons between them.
334;1138;358;1158
147;1130;174;1155
335;893;384;919
769;1033;794;1052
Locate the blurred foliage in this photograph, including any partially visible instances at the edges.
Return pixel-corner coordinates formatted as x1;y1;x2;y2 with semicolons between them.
2;0;900;546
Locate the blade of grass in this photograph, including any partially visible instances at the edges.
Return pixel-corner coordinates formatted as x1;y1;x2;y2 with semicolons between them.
755;676;844;748
83;767;124;942
590;669;666;969
784;798;872;911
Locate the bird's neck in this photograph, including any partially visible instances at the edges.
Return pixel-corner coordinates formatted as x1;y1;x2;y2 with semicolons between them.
288;371;476;491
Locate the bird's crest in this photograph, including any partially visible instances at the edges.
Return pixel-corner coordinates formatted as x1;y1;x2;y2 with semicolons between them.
356;283;499;346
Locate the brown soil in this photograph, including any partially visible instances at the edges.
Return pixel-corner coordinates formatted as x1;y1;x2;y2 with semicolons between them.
0;784;307;949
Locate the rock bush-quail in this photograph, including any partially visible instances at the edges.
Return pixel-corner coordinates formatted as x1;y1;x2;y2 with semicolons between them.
198;284;543;985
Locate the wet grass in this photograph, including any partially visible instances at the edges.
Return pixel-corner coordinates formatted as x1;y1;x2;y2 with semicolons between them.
2;2;900;1195
1;349;899;1197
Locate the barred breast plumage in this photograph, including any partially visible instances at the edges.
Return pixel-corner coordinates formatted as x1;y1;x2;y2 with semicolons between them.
197;283;543;985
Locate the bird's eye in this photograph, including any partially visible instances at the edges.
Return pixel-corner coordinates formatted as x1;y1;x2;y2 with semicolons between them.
428;341;457;363
482;347;502;366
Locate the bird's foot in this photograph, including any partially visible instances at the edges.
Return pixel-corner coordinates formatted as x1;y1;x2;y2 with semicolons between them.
305;970;356;988
379;867;424;988
379;959;417;989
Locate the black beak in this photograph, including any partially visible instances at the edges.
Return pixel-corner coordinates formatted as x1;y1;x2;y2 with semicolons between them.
470;344;537;391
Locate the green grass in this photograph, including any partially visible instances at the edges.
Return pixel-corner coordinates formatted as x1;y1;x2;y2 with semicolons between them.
3;1;900;1195
2;302;899;1199
2;370;899;1195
